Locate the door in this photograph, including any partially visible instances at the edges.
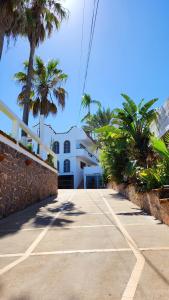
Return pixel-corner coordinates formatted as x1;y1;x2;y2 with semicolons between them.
58;175;74;189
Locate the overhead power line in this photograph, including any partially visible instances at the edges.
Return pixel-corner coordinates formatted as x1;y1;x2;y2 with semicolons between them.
82;0;100;95
79;0;86;72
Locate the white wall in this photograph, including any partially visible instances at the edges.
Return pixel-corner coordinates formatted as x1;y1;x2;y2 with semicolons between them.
84;166;103;175
150;99;169;138
33;125;100;188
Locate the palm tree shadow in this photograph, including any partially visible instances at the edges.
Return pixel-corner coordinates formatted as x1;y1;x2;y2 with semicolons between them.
117;210;148;216
0;197;85;237
0;196;58;237
108;193;127;201
142;253;169;288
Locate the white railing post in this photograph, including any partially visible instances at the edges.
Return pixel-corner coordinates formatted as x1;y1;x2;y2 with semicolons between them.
0;99;57;170
12;120;19;143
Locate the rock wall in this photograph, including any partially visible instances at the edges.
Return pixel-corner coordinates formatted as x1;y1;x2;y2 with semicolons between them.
0;140;58;217
111;182;169;226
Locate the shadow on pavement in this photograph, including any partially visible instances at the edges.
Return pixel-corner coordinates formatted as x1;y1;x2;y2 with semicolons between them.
108;193;126;201
142;253;169;288
117;210;148;216
0;197;86;238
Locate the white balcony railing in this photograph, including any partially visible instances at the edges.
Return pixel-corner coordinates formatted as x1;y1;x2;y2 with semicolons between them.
0;99;57;168
76;145;99;164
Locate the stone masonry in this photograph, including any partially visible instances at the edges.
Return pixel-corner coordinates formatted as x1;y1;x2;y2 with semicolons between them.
0;140;58;217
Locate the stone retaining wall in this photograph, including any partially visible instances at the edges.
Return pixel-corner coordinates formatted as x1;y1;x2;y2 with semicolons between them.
110;182;169;226
0;140;58;217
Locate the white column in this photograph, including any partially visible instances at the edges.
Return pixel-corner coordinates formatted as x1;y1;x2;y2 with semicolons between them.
12;120;19;143
84;174;86;189
39;114;45;159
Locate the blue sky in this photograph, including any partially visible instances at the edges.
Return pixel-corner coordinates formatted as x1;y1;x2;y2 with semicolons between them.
1;0;169;134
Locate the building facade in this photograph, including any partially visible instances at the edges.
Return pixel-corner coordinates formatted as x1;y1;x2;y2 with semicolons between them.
34;125;102;189
150;98;169;138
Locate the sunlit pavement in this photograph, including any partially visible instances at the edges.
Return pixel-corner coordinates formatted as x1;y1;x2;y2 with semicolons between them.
0;189;169;299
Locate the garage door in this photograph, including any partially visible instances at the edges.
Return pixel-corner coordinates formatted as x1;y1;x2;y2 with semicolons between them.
86;175;103;189
58;175;74;189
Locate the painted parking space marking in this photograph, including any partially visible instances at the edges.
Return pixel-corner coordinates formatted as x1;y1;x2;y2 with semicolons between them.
31;248;132;256
98;190;145;300
1;245;169;259
0;222;158;234
0;253;24;258
0;191;76;276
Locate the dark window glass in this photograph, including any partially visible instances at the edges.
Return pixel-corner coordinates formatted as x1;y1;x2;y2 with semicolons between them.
53;141;59;154
64;140;71;153
64;159;70;172
57;160;59;172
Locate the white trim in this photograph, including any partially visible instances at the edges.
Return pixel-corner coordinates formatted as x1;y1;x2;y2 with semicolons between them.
0;134;57;174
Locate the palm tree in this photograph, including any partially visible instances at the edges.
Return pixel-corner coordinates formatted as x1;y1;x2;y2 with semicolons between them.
15;56;68;139
18;1;67;134
81;93;101;121
83;107;113;136
111;93;158;166
32;56;67;118
0;0;25;60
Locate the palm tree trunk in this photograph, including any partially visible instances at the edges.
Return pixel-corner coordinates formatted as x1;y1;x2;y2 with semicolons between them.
0;29;5;60
88;105;90;116
22;40;36;137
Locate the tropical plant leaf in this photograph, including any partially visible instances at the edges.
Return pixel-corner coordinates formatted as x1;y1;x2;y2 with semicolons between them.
140;98;158;115
151;136;169;160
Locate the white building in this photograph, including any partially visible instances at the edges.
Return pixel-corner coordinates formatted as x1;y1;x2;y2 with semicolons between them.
34;125;103;189
151;98;169;138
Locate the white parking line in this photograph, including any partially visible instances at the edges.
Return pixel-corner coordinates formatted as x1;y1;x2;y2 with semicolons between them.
0;191;76;276
98;190;145;300
1;245;169;259
0;222;157;233
0;253;24;258
31;248;132;256
140;246;169;251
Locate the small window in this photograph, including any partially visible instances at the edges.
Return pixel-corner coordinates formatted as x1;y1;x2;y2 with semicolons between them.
57;160;59;172
64;159;70;172
53;141;59;154
64;140;70;153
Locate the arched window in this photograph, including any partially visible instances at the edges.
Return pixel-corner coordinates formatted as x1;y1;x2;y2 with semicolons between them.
64;159;70;172
53;141;59;154
57;160;60;172
64;140;70;153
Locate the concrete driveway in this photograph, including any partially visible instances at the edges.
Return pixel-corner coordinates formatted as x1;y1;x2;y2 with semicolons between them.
0;189;169;300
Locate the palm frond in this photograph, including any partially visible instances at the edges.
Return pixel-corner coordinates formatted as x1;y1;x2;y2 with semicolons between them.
53;87;66;109
140;98;158;115
91;99;101;109
32;98;41;118
14;71;27;83
121;93;137;113
81;94;91;108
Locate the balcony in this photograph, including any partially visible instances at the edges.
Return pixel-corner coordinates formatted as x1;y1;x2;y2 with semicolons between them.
76;145;99;165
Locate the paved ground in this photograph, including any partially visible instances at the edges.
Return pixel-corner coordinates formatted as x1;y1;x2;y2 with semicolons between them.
0;189;169;300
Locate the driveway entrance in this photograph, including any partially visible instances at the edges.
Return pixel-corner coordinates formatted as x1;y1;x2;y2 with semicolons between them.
0;189;169;299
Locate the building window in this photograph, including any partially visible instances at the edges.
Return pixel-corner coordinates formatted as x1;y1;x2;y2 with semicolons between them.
64;159;70;172
53;141;59;154
57;160;59;172
64;140;70;153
